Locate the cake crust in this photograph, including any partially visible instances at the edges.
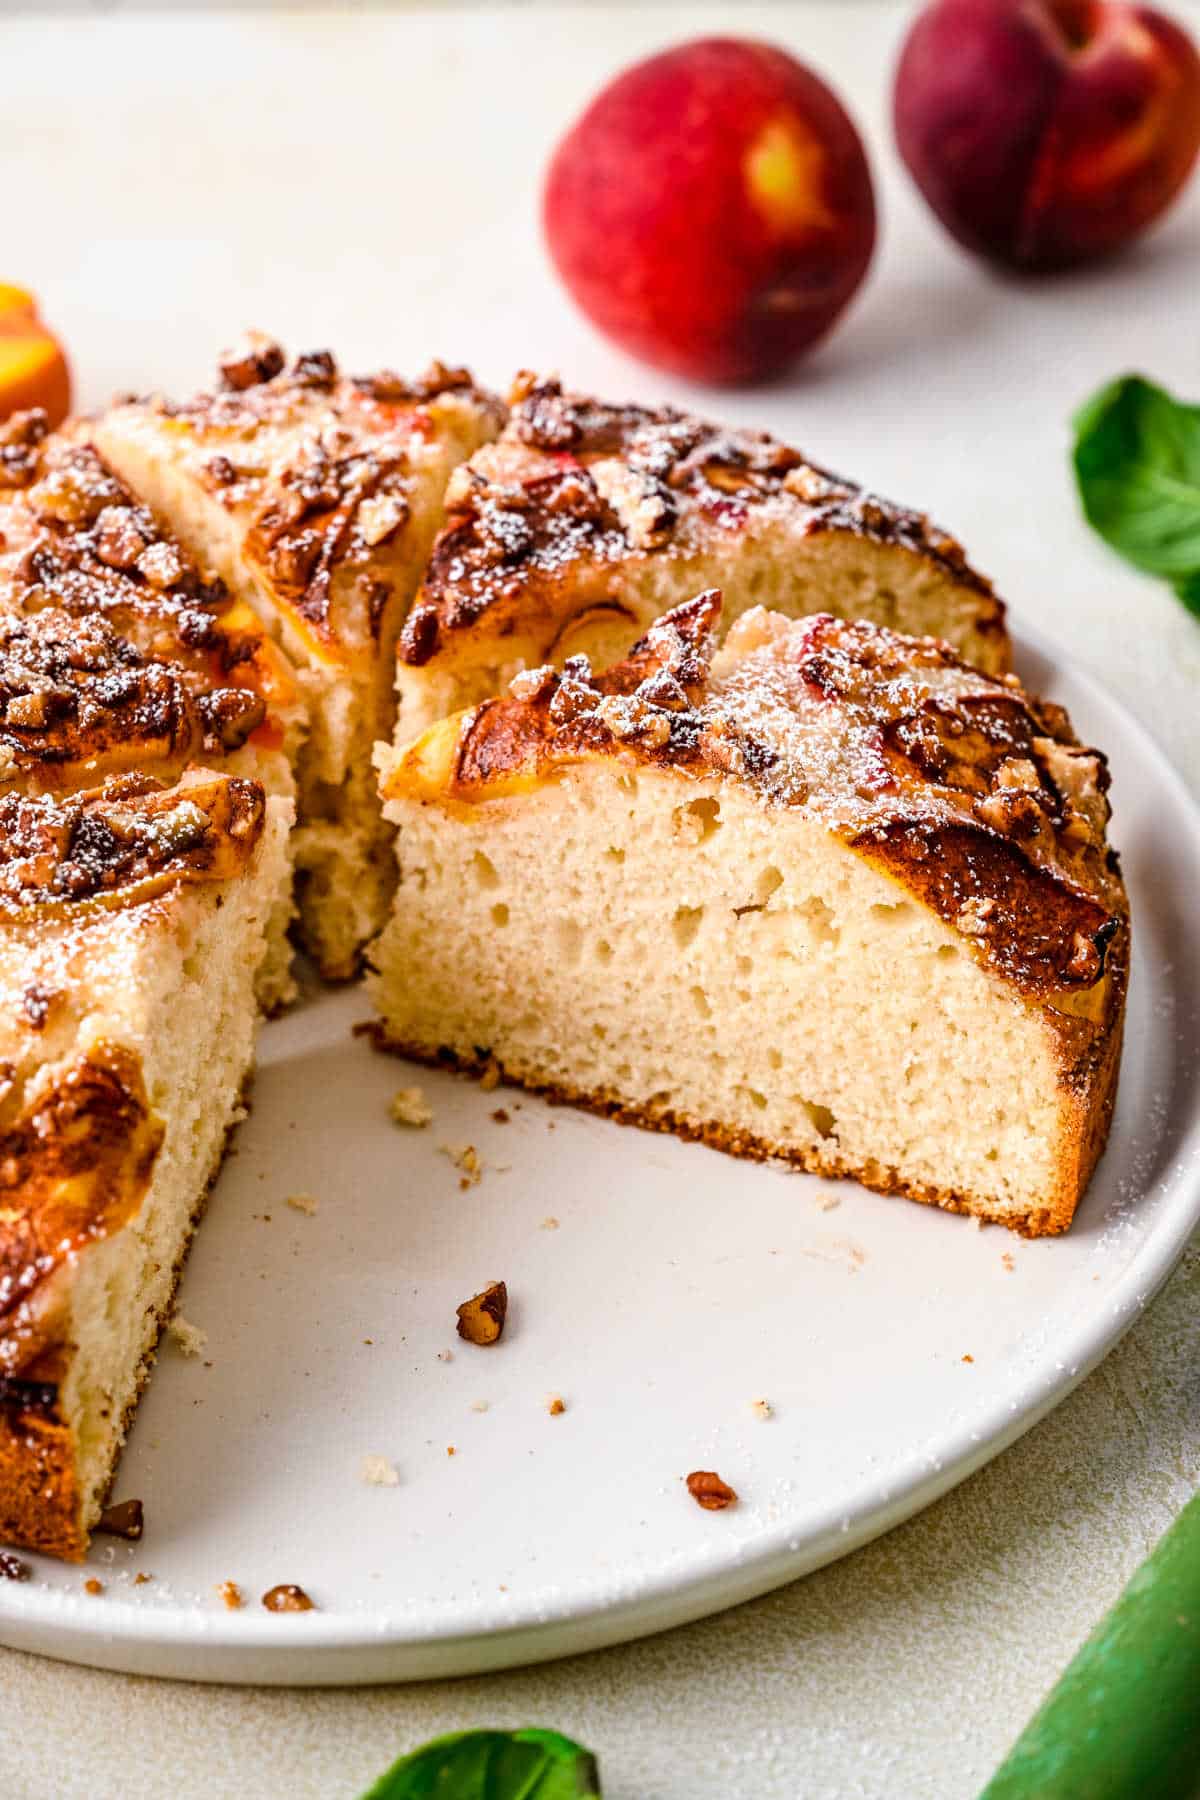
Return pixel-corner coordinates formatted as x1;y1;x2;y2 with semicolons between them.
398;375;1008;686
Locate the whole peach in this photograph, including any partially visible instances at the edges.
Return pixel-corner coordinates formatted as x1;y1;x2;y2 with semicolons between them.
543;37;876;385
894;0;1200;270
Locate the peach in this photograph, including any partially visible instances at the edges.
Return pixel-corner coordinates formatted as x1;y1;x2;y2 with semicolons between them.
0;286;70;427
542;37;876;385
894;0;1200;270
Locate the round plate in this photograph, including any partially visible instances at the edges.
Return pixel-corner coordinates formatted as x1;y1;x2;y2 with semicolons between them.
2;622;1198;1685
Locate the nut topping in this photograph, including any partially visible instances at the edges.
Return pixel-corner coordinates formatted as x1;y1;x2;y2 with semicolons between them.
217;332;285;391
96;1497;144;1540
261;1583;315;1613
686;1470;738;1511
456;1280;508;1346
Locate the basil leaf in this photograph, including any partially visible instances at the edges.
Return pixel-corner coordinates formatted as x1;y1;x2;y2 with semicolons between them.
360;1727;602;1799
1172;571;1200;621
1072;374;1200;605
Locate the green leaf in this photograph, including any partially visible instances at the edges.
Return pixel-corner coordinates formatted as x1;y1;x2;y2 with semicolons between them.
1173;571;1200;621
1072;374;1200;606
359;1727;602;1799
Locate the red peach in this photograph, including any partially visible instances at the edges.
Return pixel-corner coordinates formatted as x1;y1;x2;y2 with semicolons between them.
542;37;876;385
894;0;1200;270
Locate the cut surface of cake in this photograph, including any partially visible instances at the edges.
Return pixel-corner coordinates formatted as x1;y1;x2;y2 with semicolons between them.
0;768;291;1559
392;376;1009;746
0;412;304;1008
372;593;1126;1237
95;340;504;977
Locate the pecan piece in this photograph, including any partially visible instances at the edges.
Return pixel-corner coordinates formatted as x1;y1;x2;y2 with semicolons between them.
261;1583;315;1612
218;332;285;391
96;1497;144;1540
456;1280;508;1346
291;349;337;389
686;1470;738;1511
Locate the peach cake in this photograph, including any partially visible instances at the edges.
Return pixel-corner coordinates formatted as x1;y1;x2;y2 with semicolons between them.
0;352;1126;1565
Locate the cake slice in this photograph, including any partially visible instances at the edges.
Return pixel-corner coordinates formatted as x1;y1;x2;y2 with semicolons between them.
0;768;291;1559
95;341;504;977
0;412;304;1008
391;375;1009;745
372;594;1126;1236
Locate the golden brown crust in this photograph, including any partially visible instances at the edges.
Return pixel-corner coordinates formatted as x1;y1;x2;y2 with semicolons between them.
0;1079;250;1561
116;342;504;666
0;432;297;791
400;375;1004;666
0;1045;162;1560
0;1046;163;1378
384;596;1126;1011
366;1029;1104;1238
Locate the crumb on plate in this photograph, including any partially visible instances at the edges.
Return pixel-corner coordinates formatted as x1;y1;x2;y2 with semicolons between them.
390;1086;432;1128
361;1454;400;1488
169;1315;207;1358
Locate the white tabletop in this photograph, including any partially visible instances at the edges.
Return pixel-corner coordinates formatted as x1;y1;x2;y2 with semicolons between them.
1;6;1198;1796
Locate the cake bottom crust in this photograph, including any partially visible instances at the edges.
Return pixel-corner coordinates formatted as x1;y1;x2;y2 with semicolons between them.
364;1029;1108;1239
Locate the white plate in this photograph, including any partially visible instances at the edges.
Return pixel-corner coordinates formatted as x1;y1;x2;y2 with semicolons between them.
2;621;1198;1686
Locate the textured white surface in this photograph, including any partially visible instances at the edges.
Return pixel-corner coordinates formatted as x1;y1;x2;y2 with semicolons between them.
1;3;1199;1794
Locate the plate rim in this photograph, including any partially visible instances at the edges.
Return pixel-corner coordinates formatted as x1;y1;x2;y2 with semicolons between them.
3;612;1199;1683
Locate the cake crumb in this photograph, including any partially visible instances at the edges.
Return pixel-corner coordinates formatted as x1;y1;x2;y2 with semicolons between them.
218;1580;244;1610
814;1191;841;1212
84;1578;104;1596
491;1108;510;1124
962;1354;975;1364
686;1470;738;1512
134;1572;153;1586
479;1057;501;1092
750;1398;773;1421
1001;1252;1015;1272
540;1216;560;1231
469;1399;489;1413
287;1192;319;1217
169;1315;207;1357
390;1086;432;1128
0;1552;29;1581
447;1445;457;1457
972;1214;986;1232
441;1143;481;1188
361;1454;400;1488
547;1394;566;1416
436;1348;454;1363
262;1583;314;1613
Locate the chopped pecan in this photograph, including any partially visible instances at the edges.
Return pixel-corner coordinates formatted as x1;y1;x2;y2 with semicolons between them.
0;410;48;490
96;1498;144;1540
261;1583;315;1612
686;1470;738;1511
218;332;285;391
136;541;185;589
93;505;149;570
456;1280;508;1346
291;349;337;388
